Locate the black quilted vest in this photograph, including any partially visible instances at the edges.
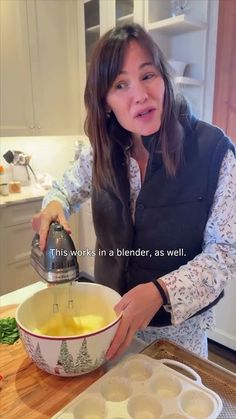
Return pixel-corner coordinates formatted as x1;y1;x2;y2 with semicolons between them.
91;114;235;326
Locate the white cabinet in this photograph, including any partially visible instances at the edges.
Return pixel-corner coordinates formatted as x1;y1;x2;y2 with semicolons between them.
0;200;42;295
0;0;81;136
143;0;219;121
208;281;236;351
0;0;34;136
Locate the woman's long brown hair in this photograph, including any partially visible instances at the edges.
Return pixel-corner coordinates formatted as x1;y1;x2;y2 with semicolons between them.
84;24;184;190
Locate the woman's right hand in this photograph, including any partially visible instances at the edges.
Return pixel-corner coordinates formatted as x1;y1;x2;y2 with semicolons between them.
31;200;71;251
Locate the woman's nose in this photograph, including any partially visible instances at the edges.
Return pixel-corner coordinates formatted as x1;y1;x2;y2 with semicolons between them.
133;83;148;104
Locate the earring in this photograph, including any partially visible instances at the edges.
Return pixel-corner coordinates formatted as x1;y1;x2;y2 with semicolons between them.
106;111;111;119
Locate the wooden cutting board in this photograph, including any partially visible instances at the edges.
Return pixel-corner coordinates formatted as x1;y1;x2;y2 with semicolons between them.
0;305;106;419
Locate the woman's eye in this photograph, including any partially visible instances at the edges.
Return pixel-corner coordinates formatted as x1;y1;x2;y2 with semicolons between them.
115;81;128;90
143;73;156;80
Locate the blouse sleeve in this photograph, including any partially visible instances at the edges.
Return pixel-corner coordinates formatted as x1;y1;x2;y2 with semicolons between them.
42;143;93;219
162;149;236;325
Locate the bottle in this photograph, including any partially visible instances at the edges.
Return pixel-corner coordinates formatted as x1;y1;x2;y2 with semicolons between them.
0;165;9;196
0;165;5;185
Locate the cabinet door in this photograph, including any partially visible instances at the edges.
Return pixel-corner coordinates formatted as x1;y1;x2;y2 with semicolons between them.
4;222;36;266
27;0;81;135
0;200;42;294
115;0;143;26
78;0;116;125
1;260;40;295
208;280;236;351
0;0;35;136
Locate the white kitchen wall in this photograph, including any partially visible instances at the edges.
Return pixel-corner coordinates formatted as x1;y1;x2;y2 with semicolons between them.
0;135;87;184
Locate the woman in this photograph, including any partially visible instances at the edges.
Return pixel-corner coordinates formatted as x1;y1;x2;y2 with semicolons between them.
32;24;236;359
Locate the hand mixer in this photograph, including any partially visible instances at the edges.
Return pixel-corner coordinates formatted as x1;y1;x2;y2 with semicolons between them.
31;222;80;312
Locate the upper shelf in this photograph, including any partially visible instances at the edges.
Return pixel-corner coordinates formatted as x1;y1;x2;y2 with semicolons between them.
147;14;206;35
86;24;100;33
116;13;133;24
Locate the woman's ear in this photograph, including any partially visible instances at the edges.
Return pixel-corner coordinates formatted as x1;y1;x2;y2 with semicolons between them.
105;105;111;118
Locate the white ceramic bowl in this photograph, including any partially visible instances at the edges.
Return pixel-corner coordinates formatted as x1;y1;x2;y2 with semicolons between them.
168;59;187;77
16;282;122;377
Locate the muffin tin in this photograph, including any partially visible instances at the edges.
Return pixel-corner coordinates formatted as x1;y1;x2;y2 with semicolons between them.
52;354;222;419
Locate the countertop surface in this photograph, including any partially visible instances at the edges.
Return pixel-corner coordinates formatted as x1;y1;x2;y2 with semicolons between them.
0;281;47;305
0;185;47;207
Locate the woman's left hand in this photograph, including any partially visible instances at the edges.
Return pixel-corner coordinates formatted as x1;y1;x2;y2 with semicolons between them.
106;282;163;360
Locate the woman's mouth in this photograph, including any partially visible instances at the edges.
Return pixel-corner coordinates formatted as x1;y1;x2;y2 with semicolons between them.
135;108;155;120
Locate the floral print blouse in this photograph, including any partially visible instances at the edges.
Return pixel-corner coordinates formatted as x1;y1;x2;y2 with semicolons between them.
43;143;236;330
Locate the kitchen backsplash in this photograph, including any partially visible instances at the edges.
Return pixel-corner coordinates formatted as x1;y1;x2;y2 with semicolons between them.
0;135;88;185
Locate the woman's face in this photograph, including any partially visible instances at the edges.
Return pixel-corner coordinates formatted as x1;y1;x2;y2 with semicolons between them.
106;40;165;138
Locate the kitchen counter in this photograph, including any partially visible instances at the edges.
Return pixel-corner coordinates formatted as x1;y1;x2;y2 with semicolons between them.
0;185;47;207
0;281;47;305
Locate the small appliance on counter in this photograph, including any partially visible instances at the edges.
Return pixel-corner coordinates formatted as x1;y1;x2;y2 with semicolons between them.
3;149;38;185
